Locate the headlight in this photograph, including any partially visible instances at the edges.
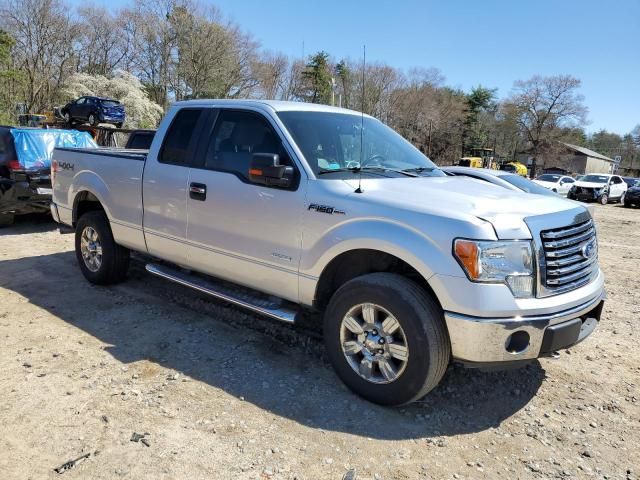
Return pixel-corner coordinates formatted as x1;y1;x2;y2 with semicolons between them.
454;239;535;298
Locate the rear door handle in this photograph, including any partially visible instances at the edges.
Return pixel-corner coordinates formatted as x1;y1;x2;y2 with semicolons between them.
189;182;207;201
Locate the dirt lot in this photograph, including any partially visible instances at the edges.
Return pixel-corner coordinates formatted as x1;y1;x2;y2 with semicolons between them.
0;205;638;480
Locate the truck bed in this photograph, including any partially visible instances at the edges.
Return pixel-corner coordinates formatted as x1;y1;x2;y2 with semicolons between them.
52;147;147;252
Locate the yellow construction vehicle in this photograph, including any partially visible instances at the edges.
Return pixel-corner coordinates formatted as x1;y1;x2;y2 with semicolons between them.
458;147;498;169
499;161;528;177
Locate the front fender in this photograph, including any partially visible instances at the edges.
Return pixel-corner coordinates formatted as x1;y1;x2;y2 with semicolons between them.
298;217;466;305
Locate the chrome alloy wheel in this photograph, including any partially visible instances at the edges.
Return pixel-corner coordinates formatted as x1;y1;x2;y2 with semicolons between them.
339;303;409;384
80;226;103;272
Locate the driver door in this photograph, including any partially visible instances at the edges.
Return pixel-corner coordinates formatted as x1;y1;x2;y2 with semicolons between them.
184;108;307;302
559;177;574;195
610;176;625;198
70;98;85;119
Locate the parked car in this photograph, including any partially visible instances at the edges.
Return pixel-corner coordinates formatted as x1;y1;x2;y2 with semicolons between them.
443;167;595;216
443;166;557;196
125;129;156;150
51;100;604;406
567;173;628;205
0;127;96;226
624;182;640;208
622;176;639;188
533;174;575;195
61;96;126;128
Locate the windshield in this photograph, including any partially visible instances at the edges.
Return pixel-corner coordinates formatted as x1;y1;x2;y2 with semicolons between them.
100;100;120;107
501;174;558;196
278;111;444;179
581;174;609;183
537;174;561;182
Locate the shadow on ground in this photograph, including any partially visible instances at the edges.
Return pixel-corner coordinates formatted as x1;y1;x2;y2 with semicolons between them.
0;213;56;236
0;245;545;441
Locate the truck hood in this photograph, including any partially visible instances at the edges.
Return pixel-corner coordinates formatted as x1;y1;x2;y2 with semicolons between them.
573;181;606;189
342;176;582;238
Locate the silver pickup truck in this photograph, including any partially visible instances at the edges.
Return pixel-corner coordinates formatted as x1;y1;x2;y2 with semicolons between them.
51;100;605;405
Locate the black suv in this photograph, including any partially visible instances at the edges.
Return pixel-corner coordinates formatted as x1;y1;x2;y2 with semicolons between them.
61;96;126;128
0;127;52;226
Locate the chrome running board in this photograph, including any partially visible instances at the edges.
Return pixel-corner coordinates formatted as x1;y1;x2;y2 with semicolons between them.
145;263;298;323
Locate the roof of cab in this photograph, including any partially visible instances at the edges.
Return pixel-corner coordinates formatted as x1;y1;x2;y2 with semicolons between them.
172;99;368;116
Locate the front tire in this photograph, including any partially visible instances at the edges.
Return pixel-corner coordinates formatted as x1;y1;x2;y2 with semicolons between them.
75;211;130;284
324;273;450;406
88;113;98;126
599;193;608;205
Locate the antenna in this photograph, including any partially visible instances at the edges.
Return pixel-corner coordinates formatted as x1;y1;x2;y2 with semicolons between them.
355;45;366;194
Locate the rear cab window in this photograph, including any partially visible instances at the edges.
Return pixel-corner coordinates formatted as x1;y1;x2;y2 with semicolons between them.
159;109;204;165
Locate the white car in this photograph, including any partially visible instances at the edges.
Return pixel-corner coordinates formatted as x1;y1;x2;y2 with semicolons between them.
533;174;575;196
567;173;628;205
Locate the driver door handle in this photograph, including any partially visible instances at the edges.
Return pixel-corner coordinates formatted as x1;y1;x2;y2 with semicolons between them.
189;182;207;201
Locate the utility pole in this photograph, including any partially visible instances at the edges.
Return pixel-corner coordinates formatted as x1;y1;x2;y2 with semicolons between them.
427;119;433;157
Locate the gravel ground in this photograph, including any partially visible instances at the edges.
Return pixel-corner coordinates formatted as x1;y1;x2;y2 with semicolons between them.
0;205;638;480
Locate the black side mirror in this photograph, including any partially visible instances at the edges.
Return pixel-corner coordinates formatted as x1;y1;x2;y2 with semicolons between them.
249;153;293;188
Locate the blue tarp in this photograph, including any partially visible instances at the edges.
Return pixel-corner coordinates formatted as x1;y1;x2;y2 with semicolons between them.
10;128;97;170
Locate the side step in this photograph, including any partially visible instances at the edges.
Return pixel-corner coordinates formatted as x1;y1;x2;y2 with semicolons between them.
145;263;298;323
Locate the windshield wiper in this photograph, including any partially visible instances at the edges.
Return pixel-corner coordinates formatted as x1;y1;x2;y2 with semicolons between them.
401;167;436;174
318;166;418;177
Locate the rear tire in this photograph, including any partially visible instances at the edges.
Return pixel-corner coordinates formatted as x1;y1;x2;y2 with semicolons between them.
75;211;129;284
88;113;98;127
323;272;450;406
0;212;15;227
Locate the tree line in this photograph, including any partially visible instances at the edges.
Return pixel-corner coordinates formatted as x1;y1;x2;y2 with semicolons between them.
1;0;638;173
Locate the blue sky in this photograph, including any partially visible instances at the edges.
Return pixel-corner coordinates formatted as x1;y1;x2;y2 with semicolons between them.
75;0;639;135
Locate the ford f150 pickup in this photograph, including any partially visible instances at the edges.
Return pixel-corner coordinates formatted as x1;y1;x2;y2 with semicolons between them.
50;100;605;405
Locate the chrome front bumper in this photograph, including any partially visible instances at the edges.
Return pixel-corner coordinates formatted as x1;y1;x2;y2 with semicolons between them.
444;288;605;365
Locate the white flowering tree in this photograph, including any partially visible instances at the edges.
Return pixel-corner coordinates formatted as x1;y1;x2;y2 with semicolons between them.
61;70;164;128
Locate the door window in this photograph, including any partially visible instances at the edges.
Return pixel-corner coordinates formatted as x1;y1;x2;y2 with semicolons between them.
159;109;204;165
75;98;85;105
203;110;290;180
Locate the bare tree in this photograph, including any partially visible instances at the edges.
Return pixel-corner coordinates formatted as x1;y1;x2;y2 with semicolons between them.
76;6;134;76
252;51;289;100
504;75;588;175
0;0;79;112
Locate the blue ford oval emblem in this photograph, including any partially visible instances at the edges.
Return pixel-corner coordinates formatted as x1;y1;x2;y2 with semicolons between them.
582;241;596;259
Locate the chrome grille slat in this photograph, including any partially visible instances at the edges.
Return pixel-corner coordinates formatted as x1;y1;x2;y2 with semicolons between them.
540;219;598;293
545;242;588;258
546;255;598;276
541;220;593;240
546;253;585;267
546;265;597;285
542;227;595;248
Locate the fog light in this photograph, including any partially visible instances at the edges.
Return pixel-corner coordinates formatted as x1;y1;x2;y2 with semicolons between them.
505;331;530;354
506;275;533;298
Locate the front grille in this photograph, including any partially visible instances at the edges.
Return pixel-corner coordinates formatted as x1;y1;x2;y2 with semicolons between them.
540;219;598;294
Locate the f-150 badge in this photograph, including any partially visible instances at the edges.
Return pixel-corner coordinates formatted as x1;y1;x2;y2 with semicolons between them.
308;204;345;215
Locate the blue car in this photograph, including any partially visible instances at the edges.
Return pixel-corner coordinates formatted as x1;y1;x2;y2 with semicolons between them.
61;96;126;128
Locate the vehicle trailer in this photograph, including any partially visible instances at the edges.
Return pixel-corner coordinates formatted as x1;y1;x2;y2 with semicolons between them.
51;100;605;405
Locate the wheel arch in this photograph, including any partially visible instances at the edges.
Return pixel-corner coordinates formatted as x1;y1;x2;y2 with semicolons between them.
72;190;106;226
312;248;441;311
